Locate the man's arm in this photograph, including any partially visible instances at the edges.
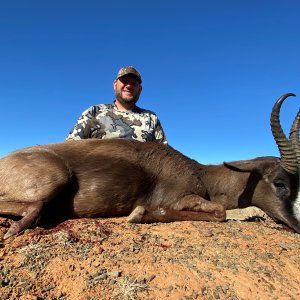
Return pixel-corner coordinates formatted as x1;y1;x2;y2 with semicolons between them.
154;119;168;144
66;106;96;140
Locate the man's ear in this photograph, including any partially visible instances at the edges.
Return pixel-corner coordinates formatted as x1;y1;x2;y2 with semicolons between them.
113;79;117;91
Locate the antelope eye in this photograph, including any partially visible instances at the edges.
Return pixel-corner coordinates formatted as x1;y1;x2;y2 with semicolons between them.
274;181;285;188
274;181;288;197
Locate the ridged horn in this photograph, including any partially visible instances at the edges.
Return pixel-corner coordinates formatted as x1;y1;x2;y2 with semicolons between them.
289;109;300;165
270;93;298;174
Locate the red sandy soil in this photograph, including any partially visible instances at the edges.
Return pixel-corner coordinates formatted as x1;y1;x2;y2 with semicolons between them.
0;215;300;300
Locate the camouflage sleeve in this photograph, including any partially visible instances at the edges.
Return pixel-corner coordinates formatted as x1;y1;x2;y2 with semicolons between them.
154;118;168;144
66;106;97;140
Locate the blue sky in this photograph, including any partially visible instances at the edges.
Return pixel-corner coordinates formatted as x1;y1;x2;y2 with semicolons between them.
0;0;299;163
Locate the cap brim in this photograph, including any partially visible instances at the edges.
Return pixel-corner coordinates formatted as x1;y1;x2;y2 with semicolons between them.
118;73;142;83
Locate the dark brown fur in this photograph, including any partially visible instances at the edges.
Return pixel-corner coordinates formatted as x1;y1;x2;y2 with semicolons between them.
0;138;299;239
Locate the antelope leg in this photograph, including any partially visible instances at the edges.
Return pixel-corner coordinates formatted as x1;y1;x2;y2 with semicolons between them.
4;201;44;239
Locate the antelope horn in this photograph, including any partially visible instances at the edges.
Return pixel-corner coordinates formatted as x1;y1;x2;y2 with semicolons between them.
270;93;298;174
289;109;300;165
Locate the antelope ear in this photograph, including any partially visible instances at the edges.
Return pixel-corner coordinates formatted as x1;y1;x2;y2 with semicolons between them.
223;157;279;174
224;161;258;172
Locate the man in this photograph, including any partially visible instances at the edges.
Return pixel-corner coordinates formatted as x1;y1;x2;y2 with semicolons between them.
66;66;167;144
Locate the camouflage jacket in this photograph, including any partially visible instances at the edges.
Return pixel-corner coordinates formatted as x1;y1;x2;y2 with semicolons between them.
66;102;167;144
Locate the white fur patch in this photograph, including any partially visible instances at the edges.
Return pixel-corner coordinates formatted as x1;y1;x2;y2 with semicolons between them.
293;189;300;222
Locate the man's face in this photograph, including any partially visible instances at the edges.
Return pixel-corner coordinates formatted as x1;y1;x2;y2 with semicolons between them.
113;75;142;105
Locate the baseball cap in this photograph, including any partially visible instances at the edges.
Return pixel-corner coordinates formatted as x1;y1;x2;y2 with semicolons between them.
116;66;142;83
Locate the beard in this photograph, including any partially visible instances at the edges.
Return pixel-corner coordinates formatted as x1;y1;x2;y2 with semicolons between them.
115;89;140;106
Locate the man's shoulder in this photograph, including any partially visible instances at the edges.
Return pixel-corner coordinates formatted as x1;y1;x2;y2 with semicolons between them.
94;103;114;110
82;103;114;116
134;105;157;116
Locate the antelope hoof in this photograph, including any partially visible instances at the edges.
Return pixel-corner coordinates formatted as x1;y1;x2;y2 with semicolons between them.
127;206;146;223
